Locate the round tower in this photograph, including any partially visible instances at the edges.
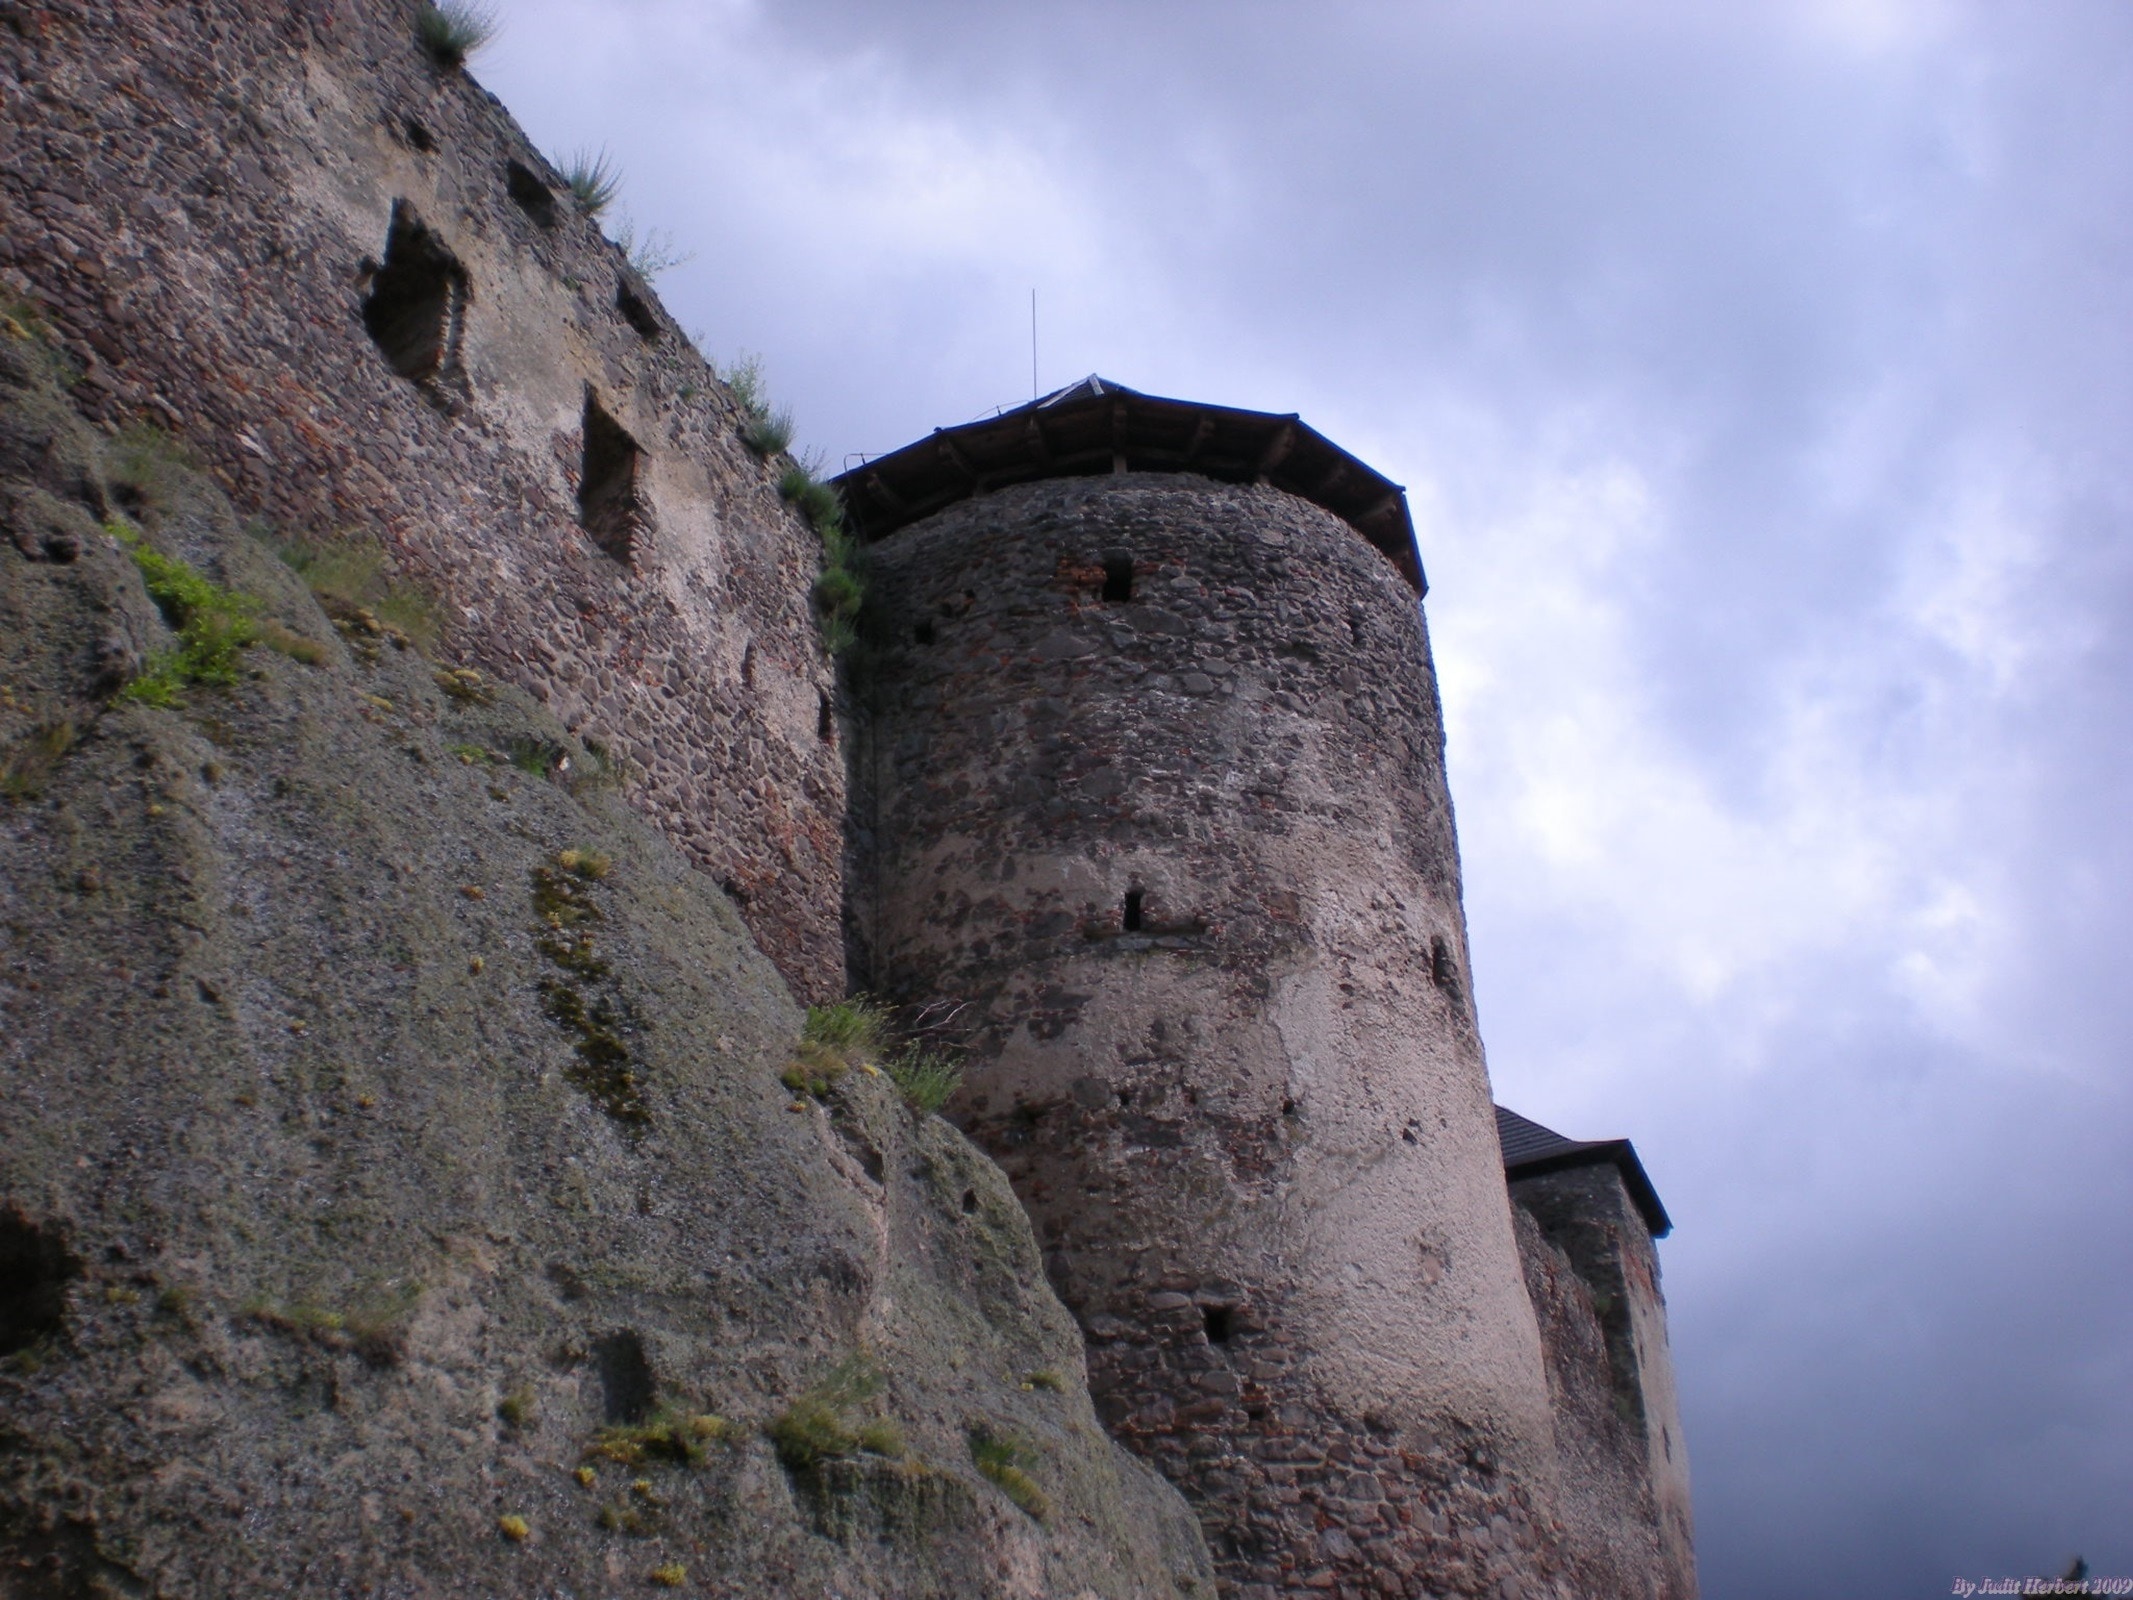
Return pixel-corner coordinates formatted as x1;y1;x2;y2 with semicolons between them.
840;381;1568;1597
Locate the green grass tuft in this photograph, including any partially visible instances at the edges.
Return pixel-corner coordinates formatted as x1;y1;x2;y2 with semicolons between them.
113;525;263;706
969;1427;1050;1520
497;1387;537;1430
725;352;797;456
415;1;498;69
884;1047;963;1115
803;997;890;1057
741;408;795;457
559;147;622;218
584;1406;730;1468
768;1356;898;1471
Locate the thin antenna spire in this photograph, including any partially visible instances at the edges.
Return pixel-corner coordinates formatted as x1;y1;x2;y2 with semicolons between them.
1031;288;1038;401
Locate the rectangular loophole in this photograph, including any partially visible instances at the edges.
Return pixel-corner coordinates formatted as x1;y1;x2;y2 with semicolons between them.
1202;1305;1233;1345
579;392;645;563
615;281;660;341
505;160;557;227
817;691;835;743
1101;551;1134;602
1123;889;1144;932
362;201;468;390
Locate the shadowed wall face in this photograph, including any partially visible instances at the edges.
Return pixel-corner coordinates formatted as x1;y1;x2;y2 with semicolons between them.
857;473;1579;1597
1513;1163;1697;1600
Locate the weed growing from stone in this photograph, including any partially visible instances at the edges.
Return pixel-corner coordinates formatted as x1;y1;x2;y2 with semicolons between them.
805;998;888;1057
776;456;864;655
725;353;795;456
968;1426;1050;1521
433;666;493;704
558;148;622;218
884;1047;963;1115
259;620;328;665
781;999;884;1097
112;525;262;706
415;1;497;70
769;1355;901;1470
497;1388;537;1430
613;218;693;281
583;1407;731;1468
649;1564;686;1589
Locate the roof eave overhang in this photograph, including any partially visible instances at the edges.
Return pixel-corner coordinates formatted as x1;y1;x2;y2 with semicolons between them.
1505;1140;1673;1239
831;383;1426;597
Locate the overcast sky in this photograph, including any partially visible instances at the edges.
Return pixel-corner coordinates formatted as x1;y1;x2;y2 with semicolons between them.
477;4;2133;1593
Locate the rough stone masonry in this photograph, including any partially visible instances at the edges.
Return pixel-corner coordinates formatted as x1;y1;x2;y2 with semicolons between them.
1;1;1696;1596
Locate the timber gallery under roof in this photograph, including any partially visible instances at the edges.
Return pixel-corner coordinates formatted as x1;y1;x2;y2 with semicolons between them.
831;376;1427;596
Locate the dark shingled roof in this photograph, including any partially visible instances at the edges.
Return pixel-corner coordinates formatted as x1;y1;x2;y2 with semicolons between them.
831;375;1426;595
1495;1105;1673;1238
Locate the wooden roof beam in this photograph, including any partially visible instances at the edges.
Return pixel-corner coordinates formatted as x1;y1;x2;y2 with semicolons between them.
1254;420;1298;482
933;429;979;483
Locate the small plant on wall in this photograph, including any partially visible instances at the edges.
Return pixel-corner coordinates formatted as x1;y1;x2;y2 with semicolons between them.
558;148;623;219
415;1;498;71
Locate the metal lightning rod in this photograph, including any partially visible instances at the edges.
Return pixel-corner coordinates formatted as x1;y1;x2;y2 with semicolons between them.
1031;289;1038;402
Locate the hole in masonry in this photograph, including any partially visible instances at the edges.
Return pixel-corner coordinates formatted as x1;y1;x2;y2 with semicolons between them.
719;876;749;907
615;280;660;341
1100;551;1134;603
592;1329;655;1424
1116;1088;1133;1109
1202;1305;1233;1346
0;1209;80;1357
403;118;435;152
1281;1097;1297;1117
1429;935;1463;1002
913;619;935;646
817;692;834;743
960;1188;979;1215
578;390;646;563
505;160;556;227
740;643;757;687
363;201;469;391
1122;889;1144;933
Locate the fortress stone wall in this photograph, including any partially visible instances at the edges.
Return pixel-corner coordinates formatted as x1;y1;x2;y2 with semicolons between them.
0;0;848;999
1;3;1694;1596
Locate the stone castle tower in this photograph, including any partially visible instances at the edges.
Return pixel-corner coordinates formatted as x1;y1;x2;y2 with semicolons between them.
837;381;1695;1598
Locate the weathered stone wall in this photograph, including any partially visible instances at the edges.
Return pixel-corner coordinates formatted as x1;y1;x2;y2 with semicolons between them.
1512;1167;1697;1600
0;0;847;998
0;331;1215;1596
852;473;1584;1598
